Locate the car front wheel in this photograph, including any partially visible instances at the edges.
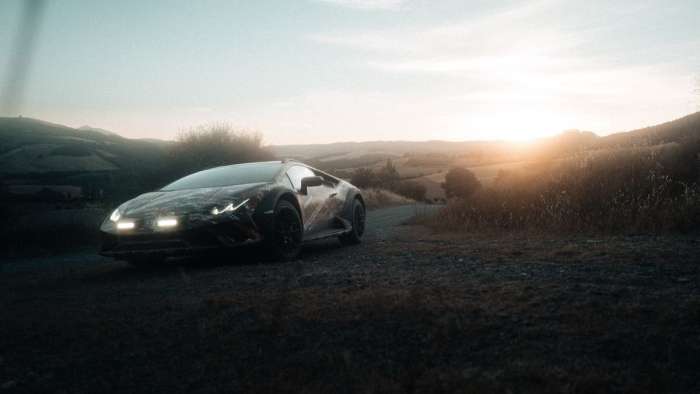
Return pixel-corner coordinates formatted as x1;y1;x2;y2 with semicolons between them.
267;200;303;261
340;198;365;245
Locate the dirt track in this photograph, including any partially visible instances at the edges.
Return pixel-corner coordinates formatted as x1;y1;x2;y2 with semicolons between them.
1;205;699;393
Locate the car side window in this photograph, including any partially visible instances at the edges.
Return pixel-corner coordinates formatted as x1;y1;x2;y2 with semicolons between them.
286;166;316;191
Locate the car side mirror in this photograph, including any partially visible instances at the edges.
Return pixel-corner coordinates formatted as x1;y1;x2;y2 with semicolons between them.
300;176;323;194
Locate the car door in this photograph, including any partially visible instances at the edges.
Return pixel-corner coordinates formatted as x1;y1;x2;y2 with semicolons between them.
319;174;345;223
286;165;333;235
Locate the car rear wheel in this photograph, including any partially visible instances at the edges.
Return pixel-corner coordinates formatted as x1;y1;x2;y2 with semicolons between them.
267;200;303;261
340;198;365;245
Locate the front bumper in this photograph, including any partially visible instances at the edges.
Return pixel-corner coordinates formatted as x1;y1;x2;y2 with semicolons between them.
100;221;262;259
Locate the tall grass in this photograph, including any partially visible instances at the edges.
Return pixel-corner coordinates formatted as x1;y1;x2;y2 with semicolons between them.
430;145;700;233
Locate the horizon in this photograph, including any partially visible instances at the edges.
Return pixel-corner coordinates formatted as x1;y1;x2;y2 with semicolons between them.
6;109;698;147
1;0;699;145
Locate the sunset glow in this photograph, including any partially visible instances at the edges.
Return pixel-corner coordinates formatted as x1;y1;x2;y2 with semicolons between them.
0;0;697;143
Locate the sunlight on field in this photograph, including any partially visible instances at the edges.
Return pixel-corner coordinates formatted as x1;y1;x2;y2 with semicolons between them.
410;160;531;200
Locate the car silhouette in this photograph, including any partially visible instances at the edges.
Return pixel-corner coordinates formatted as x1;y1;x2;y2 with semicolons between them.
100;160;365;265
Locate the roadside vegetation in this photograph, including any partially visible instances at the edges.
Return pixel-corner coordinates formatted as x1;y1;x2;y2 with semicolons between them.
350;159;428;203
362;188;415;210
166;123;273;182
428;143;700;233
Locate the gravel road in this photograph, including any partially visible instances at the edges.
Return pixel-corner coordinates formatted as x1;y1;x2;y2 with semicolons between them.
0;204;436;274
1;204;698;393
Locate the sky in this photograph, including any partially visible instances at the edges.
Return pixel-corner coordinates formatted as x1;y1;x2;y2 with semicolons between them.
0;0;698;144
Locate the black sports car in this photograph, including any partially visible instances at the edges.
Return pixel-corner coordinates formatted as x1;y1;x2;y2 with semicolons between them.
100;160;365;265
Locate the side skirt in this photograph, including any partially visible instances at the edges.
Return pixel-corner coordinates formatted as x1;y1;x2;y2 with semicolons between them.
303;228;352;242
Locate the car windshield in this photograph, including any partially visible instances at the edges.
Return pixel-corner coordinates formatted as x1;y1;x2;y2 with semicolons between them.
161;162;282;191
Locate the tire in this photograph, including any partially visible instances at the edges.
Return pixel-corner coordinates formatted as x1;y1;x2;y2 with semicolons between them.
340;198;365;245
266;200;303;261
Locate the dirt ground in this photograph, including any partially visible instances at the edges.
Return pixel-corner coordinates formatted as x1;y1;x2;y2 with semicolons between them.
1;221;699;393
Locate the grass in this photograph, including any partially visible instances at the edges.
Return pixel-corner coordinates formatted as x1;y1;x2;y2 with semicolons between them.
362;188;416;210
425;146;700;234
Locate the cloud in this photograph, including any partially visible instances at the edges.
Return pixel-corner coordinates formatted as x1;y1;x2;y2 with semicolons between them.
313;0;405;10
105;1;697;144
309;0;562;55
309;0;696;122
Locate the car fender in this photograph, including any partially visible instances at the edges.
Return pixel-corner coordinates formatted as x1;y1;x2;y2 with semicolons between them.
340;186;364;221
253;186;302;236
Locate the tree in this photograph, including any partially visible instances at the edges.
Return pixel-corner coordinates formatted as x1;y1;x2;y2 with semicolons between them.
166;123;274;180
442;167;481;199
377;159;400;184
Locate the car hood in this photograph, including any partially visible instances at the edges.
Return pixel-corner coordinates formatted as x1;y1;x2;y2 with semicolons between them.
121;182;269;217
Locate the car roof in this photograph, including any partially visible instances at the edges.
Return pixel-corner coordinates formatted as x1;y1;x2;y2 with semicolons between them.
205;160;342;183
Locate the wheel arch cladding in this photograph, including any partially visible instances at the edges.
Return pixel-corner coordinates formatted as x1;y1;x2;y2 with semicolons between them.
355;192;366;209
255;188;302;235
342;189;365;219
278;192;301;216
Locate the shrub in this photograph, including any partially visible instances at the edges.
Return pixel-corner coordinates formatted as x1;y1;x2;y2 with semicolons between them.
392;180;427;201
442;167;481;199
166;123;274;181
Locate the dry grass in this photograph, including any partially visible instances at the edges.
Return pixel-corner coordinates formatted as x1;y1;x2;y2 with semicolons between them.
362;187;415;210
425;146;700;234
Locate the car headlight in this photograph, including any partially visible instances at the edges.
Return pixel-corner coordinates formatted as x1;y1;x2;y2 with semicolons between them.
211;198;250;215
110;208;121;222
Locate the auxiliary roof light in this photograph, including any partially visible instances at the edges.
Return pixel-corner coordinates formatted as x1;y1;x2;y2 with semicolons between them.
157;218;178;228
116;221;135;230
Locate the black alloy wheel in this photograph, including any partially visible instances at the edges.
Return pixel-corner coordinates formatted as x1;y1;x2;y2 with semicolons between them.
269;200;303;260
340;198;365;245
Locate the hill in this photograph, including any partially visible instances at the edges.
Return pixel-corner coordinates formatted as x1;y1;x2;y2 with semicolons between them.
597;111;700;148
0;117;167;175
270;140;513;161
0;117;170;203
1;111;697;202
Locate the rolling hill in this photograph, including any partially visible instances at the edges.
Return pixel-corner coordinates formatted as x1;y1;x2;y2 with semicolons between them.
0;117;168;175
597;111;700;148
1;111;697;201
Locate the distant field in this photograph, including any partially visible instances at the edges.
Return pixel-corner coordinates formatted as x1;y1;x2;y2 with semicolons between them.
356;158;532;200
324;154;534;200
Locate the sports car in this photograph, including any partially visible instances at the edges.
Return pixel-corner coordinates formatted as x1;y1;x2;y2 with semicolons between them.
99;160;365;265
